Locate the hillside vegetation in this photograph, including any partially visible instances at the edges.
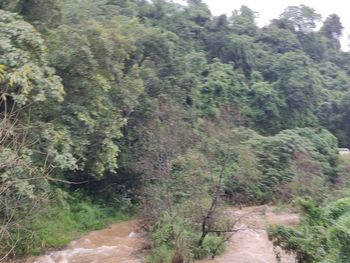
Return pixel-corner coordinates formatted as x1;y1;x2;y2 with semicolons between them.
1;1;350;262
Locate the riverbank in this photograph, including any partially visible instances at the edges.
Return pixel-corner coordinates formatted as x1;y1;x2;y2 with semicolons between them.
18;206;298;263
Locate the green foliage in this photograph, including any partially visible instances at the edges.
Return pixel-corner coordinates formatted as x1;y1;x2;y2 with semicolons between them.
321;14;343;44
199;58;248;115
224;128;338;203
0;64;5;80
194;234;225;259
0;11;66;259
46;16;144;178
0;0;62;28
149;212;197;260
146;245;175;263
336;155;350;188
230;6;258;36
271;51;323;128
246;72;284;133
280;5;321;34
2;0;350;260
225;144;264;203
147;206;225;262
269;197;350;263
257;24;301;53
0;10;64;105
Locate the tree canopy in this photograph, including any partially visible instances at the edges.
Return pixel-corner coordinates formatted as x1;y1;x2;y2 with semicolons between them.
1;1;350;262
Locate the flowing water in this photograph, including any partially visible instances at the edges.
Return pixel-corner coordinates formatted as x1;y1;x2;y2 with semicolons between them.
25;220;145;263
196;206;299;263
21;206;298;263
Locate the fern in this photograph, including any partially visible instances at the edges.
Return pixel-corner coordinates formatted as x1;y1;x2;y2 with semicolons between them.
0;64;5;81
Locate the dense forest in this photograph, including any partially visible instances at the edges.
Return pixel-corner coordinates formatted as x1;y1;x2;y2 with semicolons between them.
1;0;350;262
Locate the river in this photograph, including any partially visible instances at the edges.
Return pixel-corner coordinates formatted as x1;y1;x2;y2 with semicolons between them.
26;220;145;263
22;206;298;263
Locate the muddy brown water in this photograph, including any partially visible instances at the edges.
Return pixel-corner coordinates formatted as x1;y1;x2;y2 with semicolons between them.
196;206;299;263
24;220;145;263
18;206;298;263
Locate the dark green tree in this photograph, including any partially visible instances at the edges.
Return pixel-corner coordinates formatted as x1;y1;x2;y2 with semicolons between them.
280;5;321;34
